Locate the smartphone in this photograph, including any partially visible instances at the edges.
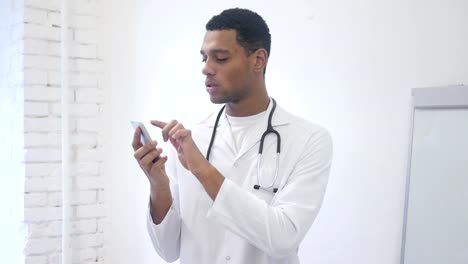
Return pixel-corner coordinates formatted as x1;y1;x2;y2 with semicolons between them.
130;121;152;145
131;121;161;163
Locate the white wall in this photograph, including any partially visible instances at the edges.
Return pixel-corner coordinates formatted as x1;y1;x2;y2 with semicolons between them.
108;0;468;263
0;0;25;262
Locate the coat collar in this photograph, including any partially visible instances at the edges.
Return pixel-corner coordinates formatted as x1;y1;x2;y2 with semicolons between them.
200;98;290;128
199;98;291;161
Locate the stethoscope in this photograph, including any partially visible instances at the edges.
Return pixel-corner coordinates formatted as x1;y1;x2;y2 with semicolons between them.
206;98;281;193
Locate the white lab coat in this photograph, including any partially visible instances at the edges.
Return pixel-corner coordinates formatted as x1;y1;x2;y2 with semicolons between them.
147;101;333;264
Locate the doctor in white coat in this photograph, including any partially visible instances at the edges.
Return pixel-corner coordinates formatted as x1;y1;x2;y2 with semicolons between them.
132;8;332;264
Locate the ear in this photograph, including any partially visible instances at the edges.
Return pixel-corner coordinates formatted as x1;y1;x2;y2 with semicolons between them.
252;48;268;74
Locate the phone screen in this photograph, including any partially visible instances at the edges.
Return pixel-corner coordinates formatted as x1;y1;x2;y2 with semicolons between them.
130;121;152;145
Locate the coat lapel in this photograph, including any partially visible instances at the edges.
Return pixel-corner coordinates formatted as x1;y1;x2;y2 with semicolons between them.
200;107;237;156
198;100;292;162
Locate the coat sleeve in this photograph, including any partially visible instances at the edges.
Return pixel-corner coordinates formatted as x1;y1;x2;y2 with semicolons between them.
206;127;333;258
146;145;182;262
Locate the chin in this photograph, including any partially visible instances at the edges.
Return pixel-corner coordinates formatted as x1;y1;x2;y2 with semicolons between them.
208;95;227;105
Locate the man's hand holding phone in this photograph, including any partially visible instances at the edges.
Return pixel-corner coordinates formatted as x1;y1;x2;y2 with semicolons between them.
131;121;169;187
131;121;173;224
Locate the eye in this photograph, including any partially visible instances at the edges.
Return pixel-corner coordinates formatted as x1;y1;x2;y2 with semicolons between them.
216;57;228;63
201;57;207;63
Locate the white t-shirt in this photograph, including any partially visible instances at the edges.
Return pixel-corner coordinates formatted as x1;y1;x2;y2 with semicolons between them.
225;109;267;153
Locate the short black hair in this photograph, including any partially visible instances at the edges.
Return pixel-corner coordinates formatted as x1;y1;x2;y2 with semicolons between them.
206;8;271;58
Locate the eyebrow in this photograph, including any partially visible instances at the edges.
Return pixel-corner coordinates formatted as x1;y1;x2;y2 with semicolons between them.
200;49;231;56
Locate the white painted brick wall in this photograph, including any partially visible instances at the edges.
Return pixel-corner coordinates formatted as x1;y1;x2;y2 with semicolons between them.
24;117;61;132
24;101;50;117
70;191;98;205
24;69;48;85
72;219;98;235
24;86;61;101
25;177;62;192
25;192;48;207
24;0;60;11
70;44;98;59
71;233;104;249
74;176;105;190
75;88;104;103
71;162;100;176
24;23;61;41
24;54;61;70
28;221;62;238
25;255;48;264
25;163;61;177
25;237;61;254
24;206;63;222
73;248;97;263
21;0;107;263
24;133;61;148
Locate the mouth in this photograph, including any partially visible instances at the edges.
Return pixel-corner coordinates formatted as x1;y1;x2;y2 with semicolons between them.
205;80;219;94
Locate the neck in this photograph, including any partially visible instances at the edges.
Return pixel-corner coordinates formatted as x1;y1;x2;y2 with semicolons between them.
225;91;270;117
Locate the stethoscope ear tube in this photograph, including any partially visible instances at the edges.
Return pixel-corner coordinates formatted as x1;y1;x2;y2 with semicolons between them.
206;98;281;193
206;105;226;161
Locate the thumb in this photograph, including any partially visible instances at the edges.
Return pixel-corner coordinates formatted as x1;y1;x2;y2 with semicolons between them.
153;155;168;167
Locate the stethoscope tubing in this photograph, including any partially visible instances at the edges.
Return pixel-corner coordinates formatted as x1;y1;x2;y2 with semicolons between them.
206;98;281;193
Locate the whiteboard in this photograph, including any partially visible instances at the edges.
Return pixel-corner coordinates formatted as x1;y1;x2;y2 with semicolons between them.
401;85;468;264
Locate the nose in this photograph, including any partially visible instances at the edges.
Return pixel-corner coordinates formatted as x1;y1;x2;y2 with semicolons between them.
202;60;215;76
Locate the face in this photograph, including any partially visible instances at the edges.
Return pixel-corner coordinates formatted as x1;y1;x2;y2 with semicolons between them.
200;30;256;104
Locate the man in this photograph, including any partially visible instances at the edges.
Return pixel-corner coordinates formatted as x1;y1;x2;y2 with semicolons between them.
132;8;332;264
